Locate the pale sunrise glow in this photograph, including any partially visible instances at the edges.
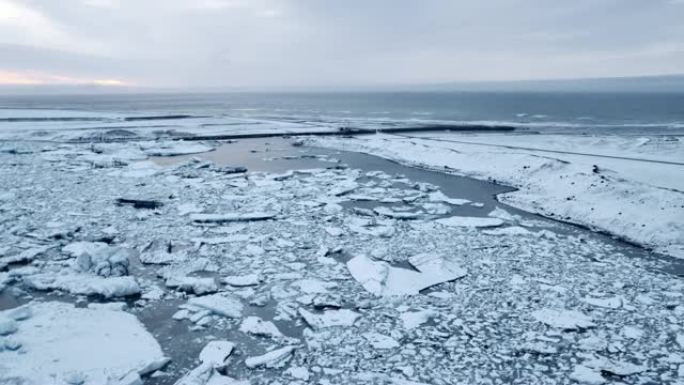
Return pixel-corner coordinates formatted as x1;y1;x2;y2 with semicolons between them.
0;70;129;86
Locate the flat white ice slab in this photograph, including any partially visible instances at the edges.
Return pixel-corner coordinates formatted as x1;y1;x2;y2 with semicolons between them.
347;254;466;296
0;302;168;384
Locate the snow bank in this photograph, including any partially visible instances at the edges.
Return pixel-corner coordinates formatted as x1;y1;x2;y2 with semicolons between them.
0;302;168;384
310;134;684;258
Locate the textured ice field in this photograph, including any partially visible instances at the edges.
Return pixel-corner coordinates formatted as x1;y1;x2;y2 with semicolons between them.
1;139;683;385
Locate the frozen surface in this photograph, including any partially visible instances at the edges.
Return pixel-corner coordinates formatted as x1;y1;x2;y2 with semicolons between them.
0;302;168;384
1;138;683;385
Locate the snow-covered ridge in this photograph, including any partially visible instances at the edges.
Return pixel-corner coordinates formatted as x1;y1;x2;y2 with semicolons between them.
309;134;684;258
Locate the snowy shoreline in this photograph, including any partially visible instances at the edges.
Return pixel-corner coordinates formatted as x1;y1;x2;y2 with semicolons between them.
308;133;684;259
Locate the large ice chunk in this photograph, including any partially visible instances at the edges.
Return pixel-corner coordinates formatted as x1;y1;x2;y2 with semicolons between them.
346;253;466;296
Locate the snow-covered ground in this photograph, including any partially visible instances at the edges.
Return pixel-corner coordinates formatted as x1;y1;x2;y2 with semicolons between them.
310;133;684;259
1;136;683;385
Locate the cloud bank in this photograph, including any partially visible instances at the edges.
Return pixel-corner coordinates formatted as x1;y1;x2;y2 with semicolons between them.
1;0;683;88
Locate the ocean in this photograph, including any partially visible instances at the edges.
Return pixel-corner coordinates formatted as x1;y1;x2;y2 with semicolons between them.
1;91;683;136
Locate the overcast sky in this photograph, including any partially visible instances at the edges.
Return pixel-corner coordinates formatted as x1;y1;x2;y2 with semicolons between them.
1;0;683;89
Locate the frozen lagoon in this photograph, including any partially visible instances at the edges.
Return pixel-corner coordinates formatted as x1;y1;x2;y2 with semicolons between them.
1;137;684;385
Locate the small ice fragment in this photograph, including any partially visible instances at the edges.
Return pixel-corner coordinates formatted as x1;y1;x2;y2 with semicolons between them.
324;227;344;237
362;332;399;349
165;276;218;295
622;326;644;339
569;365;606;385
531;308;595;330
143;141;214;156
676;334;684;348
298;308;360;329
239;316;284;339
373;206;421;220
284;366;310;381
140;249;188;264
428;191;470;205
483;226;531;236
222;274;260;287
199;340;235;367
400;310;435;330
178;203;203;216
172;309;190;321
436;216;504;228
244;346;297;369
517;342;558;355
582;296;623;309
292;279;336;294
187;293;244;318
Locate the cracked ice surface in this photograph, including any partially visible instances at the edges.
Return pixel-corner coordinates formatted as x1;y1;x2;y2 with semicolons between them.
0;139;683;385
